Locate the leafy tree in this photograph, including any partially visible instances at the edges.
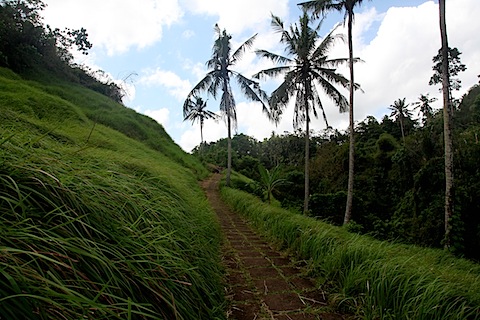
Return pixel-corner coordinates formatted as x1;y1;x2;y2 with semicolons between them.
413;93;437;125
389;98;412;143
429;47;467;109
253;12;354;213
299;0;369;225
183;95;218;145
184;24;270;186
0;0;91;71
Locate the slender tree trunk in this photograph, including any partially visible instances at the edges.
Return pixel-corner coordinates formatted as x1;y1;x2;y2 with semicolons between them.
200;121;204;155
304;116;310;214
344;12;355;225
400;117;405;144
304;92;310;214
439;0;454;249
226;115;232;187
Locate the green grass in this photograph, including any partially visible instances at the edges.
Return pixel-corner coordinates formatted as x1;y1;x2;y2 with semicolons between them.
221;186;480;319
0;68;224;319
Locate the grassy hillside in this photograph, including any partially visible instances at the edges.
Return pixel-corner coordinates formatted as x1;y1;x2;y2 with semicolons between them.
0;67;225;319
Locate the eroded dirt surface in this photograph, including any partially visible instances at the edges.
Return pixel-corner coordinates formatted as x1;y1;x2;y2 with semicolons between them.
201;174;347;320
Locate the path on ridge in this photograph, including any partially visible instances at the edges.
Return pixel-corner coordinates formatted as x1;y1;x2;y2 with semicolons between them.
201;174;346;320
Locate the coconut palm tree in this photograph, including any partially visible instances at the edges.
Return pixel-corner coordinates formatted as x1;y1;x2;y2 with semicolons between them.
413;93;437;125
184;24;270;186
389;97;412;144
438;0;454;250
183;95;217;145
253;12;356;214
299;0;370;225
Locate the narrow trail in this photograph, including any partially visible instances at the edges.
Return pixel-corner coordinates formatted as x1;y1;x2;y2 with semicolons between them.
201;174;346;320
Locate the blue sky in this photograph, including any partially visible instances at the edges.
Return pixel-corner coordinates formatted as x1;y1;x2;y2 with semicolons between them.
42;0;480;152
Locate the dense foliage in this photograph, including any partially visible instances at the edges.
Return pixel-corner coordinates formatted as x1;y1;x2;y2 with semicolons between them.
0;0;124;102
196;83;480;260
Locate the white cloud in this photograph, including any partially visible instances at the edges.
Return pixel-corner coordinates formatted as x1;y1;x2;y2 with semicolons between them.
182;30;195;39
180;113;225;151
144;108;170;127
139;68;192;101
190;0;480;145
348;0;480;127
42;0;183;55
181;0;289;35
182;60;208;82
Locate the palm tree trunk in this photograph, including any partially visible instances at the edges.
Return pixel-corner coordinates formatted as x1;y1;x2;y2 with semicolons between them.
226;114;232;187
439;0;454;250
304;93;310;214
344;11;355;225
400;117;405;144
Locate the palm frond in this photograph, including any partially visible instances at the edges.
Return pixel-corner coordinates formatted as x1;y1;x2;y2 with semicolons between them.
207;73;223;99
311;25;344;61
231;34;257;65
255;50;292;65
311;84;330;127
252;65;292;81
233;72;272;120
298;0;333;19
271;14;285;34
293;88;307;129
183;74;214;111
219;83;237;129
316;76;349;113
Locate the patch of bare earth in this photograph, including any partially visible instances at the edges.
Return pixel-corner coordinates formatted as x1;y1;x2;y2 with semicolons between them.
201;174;350;320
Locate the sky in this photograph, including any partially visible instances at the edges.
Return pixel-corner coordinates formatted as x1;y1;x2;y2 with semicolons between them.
41;0;480;152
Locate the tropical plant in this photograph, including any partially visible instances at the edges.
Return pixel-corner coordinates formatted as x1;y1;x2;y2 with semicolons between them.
183;95;218;145
258;165;288;204
253;12;355;213
183;24;270;186
429;47;467;109
413;93;437;125
438;0;454;250
389;97;412;143
299;0;370;225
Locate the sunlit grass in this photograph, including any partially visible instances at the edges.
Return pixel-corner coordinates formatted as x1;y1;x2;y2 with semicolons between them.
0;68;225;319
221;186;480;319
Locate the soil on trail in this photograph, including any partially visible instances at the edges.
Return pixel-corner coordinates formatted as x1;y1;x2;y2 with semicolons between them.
201;174;347;320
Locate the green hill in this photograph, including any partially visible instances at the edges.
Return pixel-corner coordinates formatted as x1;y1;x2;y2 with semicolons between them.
0;67;225;319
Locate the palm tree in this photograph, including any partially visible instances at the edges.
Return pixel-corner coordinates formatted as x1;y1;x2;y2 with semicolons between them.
253;12;355;214
183;95;217;145
299;0;370;225
388;97;412;143
438;0;454;250
413;93;437;125
184;24;270;186
258;165;287;204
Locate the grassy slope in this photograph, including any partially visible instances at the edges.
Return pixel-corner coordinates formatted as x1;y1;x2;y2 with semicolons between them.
221;182;480;320
0;67;224;319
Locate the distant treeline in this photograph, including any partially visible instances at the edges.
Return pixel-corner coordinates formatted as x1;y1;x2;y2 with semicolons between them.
196;83;480;261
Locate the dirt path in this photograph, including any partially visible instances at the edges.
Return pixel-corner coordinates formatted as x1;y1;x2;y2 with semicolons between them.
201;174;346;320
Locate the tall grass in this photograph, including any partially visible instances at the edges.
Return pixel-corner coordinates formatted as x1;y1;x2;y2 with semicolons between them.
0;69;225;319
221;186;480;319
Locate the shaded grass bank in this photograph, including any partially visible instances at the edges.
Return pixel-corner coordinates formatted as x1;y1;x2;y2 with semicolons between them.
221;186;480;319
